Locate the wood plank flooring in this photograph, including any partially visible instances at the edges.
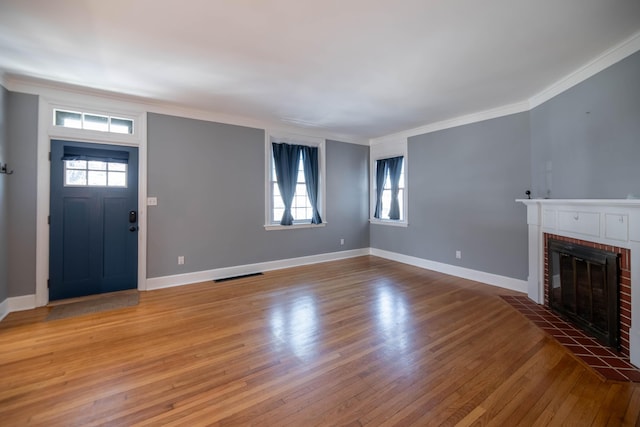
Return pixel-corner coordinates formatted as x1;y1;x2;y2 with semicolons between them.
1;256;640;426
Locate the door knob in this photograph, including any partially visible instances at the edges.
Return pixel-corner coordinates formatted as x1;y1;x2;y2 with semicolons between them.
129;226;138;232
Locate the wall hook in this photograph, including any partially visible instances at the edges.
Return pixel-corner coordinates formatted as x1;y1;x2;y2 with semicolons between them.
0;163;14;175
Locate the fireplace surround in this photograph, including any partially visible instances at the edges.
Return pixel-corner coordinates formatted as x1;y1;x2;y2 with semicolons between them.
518;199;640;367
547;237;620;350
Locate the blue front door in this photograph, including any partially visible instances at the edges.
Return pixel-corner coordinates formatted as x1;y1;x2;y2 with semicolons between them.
49;140;139;300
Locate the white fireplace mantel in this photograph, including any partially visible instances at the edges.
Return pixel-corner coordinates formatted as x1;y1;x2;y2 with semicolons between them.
517;198;640;366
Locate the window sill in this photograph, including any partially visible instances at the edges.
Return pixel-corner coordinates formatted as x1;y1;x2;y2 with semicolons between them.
369;219;408;228
264;222;327;231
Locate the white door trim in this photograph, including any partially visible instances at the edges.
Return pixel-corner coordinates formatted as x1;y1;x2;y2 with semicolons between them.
36;95;148;306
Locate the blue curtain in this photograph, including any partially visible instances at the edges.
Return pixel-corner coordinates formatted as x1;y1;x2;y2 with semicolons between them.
272;143;302;225
387;156;403;220
301;146;322;224
373;159;387;218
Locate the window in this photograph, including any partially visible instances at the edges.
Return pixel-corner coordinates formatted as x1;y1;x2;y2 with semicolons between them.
266;134;325;229
271;155;313;223
54;109;134;135
376;159;405;220
370;138;408;226
64;159;127;187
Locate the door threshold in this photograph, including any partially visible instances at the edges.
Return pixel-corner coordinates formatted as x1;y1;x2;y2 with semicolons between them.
47;289;139;307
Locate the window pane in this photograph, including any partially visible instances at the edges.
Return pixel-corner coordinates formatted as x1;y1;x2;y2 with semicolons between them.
88;161;107;171
110;117;134;134
66;160;86;169
84;114;109;132
376;160;405;220
88;170;107;186
108;172;126;187
383;174;391;190
108;163;126;172
55;110;82;128
65;170;86;186
54;109;135;135
269;143;321;224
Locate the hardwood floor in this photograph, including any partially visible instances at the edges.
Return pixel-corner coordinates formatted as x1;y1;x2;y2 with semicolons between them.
1;256;639;426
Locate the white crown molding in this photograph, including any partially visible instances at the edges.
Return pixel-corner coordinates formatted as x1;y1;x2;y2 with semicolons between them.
371;30;640;145
3;75;368;146
529;30;640;109
6;30;640;148
370;248;528;293
370;101;530;145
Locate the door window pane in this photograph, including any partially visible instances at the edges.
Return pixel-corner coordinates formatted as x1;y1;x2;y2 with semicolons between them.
66;160;86;169
65;160;128;188
65;170;87;186
88;161;107;171
108;172;126;187
88;171;107;186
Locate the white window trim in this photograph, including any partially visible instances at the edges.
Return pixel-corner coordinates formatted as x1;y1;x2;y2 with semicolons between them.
264;130;327;230
370;137;408;227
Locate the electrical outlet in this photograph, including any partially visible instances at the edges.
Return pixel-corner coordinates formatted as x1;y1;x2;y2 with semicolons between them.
340;238;345;245
178;256;185;265
456;250;461;259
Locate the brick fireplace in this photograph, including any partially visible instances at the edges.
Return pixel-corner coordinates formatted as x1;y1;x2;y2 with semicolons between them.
518;199;640;367
544;233;630;356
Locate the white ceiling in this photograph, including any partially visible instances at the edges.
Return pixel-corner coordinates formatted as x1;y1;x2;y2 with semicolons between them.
1;0;640;140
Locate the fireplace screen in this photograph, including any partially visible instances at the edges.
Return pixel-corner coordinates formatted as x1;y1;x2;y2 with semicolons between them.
548;239;620;349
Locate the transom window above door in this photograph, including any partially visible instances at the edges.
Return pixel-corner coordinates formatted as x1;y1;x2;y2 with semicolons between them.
54;109;134;135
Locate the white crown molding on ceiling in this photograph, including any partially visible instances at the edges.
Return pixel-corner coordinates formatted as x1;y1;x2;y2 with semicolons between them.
529;30;640;109
371;100;531;145
3;76;369;146
4;29;639;148
371;30;640;145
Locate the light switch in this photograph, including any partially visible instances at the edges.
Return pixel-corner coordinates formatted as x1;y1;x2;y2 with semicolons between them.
147;197;158;206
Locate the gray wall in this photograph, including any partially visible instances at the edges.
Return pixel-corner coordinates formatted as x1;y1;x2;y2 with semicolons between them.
371;112;531;280
147;113;369;278
6;92;38;297
3;48;638;298
0;86;8;302
531;50;640;199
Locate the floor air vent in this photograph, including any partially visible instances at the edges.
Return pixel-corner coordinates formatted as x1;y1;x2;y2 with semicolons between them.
214;272;263;283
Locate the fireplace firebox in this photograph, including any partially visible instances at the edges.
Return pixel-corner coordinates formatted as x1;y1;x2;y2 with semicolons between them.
548;239;620;349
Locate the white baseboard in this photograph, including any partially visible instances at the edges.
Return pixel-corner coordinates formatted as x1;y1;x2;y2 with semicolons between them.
0;298;8;322
147;248;370;290
0;294;37;321
370;248;528;293
9;294;37;311
147;247;527;293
